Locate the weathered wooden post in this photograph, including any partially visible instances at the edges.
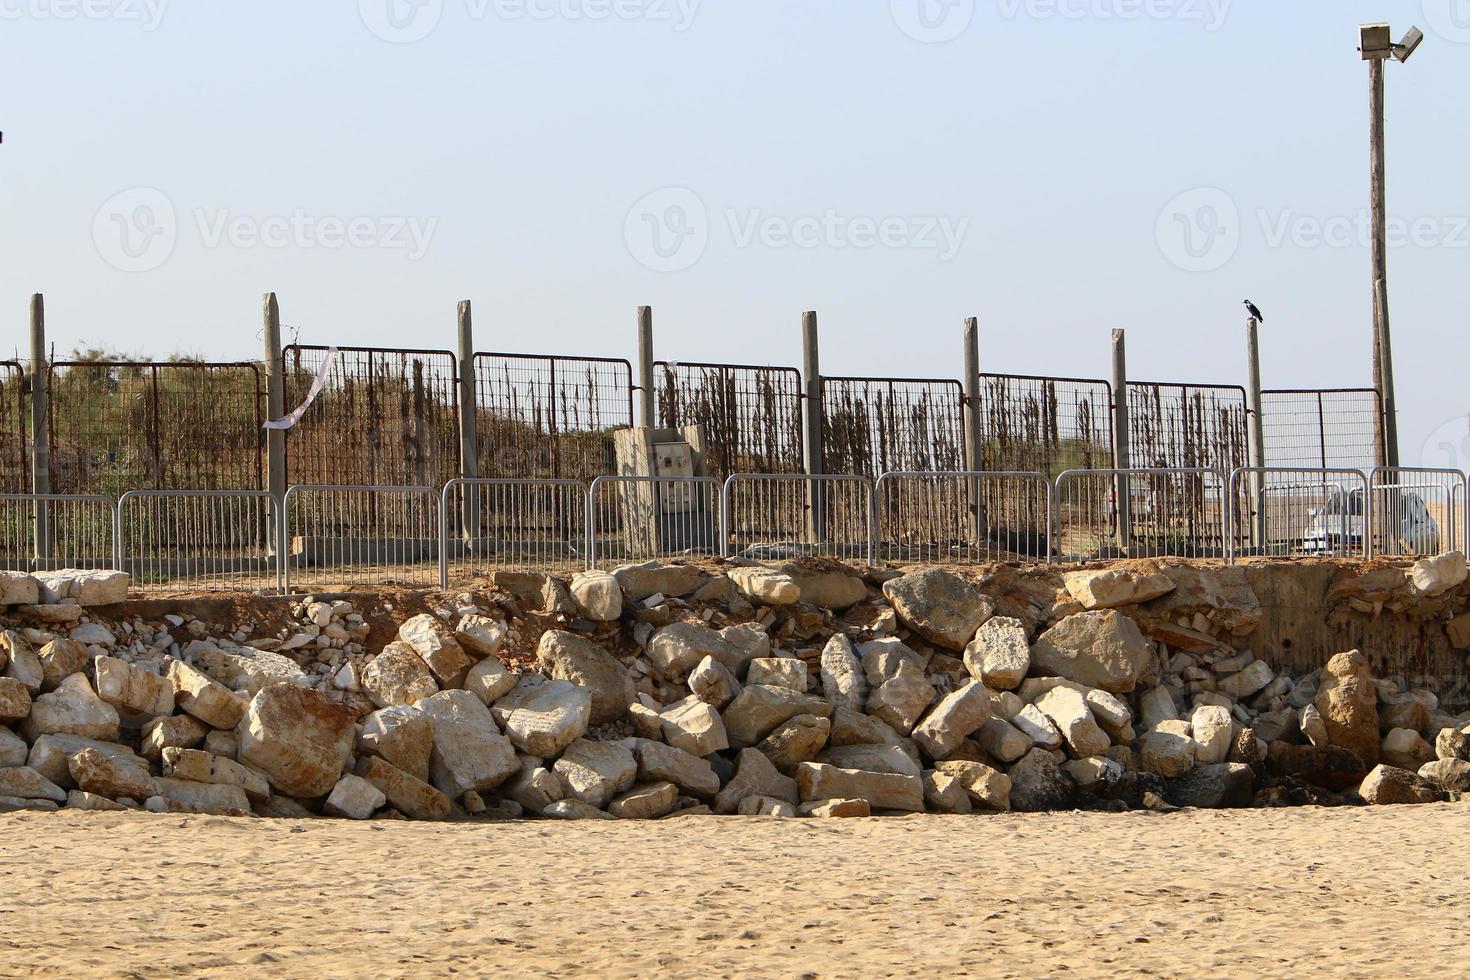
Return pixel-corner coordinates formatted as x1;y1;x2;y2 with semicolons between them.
962;317;985;547
638;306;656;428
29;294;50;564
262;294;286;578
1245;314;1268;552
802;311;826;545
1111;329;1131;555
455;300;481;551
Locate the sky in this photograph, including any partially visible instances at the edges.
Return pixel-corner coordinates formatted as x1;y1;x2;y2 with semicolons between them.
2;0;1467;467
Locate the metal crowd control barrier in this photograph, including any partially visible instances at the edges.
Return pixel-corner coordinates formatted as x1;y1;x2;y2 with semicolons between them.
283;485;440;593
440;478;587;588
1368;467;1467;558
722;474;874;564
117;490;279;594
0;494;117;574
587;476;723;570
875;472;1052;566
1055;468;1228;561
1227;467;1372;560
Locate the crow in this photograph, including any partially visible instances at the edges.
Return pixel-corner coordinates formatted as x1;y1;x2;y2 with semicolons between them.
1244;300;1264;323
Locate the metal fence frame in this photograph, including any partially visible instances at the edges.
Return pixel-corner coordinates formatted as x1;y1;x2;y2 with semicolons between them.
876;471;1054;566
116;489;279;594
282;484;441;593
1367;466;1468;558
821;376;969;476
440;477;588;586
0;493;118;573
976;373;1115;476
587;475;724;569
722;473;875;564
1055;467;1230;561
656;361;805;482
1263;388;1383;471
0;361;27;495
1227;467;1373;561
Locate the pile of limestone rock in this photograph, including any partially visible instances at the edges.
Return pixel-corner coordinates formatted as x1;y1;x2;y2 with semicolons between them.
1;555;1469;820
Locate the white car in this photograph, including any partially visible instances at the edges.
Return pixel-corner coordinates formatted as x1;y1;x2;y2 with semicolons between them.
1301;487;1440;556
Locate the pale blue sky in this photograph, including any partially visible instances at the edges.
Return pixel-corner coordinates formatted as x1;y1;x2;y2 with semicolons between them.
2;1;1466;463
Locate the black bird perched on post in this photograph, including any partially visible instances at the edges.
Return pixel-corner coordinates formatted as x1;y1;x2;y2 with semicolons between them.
1244;300;1264;322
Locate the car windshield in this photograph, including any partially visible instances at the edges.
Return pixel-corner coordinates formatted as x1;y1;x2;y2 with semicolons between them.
1322;489;1364;516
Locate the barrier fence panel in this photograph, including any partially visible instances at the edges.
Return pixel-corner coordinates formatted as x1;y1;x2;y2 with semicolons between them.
1128;382;1248;473
587;476;722;569
48;361;264;495
656;362;804;482
441;478;587;586
876;472;1052;566
284;346;460;488
722;474;873;563
822;377;967;476
117;491;277;594
1262;389;1382;471
0;494;116;573
283;485;439;593
1227;468;1372;560
977;374;1114;476
474;353;633;482
1368;467;1466;558
0;361;26;495
1055;468;1228;561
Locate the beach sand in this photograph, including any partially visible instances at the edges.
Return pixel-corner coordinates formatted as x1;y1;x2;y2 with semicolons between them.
2;804;1465;978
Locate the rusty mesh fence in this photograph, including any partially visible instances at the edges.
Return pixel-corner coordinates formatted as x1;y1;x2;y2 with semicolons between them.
976;373;1113;476
1127;382;1248;474
283;346;460;488
1262;389;1382;471
821;377;966;477
0;362;25;494
47;361;263;495
474;353;632;482
656;362;803;482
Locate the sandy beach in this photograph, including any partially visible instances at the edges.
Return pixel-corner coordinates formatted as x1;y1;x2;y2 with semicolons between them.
2;805;1465;978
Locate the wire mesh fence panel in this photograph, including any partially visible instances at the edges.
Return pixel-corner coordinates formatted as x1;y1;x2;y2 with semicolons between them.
822;377;967;476
284;346;460;488
588;476;722;570
117;491;277;594
1368;468;1465;558
977;374;1114;476
474;353;633;482
1128;382;1248;474
283;486;439;592
1228;468;1371;559
1262;389;1383;470
875;472;1052;566
656;363;804;483
0;362;26;495
722;475;872;563
1055;468;1229;561
0;495;116;573
48;361;264;495
441;478;587;584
